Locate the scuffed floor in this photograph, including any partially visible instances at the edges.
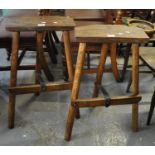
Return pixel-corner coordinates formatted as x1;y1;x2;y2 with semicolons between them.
0;45;155;146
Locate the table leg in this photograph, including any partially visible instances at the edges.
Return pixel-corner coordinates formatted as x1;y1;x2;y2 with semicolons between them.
65;43;86;141
36;31;54;81
131;43;139;132
93;44;108;97
8;32;20;128
110;43;120;82
63;31;80;118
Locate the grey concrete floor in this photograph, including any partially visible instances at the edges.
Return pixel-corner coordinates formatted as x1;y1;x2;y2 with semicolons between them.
0;45;155;146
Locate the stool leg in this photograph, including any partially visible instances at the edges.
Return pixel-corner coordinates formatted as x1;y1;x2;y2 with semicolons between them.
36;31;54;82
121;43;131;81
93;44;108;97
110;43;120;82
126;71;132;93
45;31;58;64
63;31;80;119
147;89;155;125
61;44;69;81
65;43;86;141
131;44;139;132
8;32;20;128
35;33;42;96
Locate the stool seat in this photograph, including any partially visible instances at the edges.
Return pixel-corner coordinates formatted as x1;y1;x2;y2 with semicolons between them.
75;24;149;43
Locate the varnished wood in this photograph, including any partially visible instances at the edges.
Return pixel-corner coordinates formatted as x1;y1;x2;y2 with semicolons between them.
5;16;75;32
75;24;149;43
8;31;20;128
131;44;139;132
36;31;54;81
9;82;72;94
6;15;75;129
76;96;142;107
63;31;74;81
71;43;86;101
65;23;148;141
64;105;76;141
93;44;108;97
65;43;86;141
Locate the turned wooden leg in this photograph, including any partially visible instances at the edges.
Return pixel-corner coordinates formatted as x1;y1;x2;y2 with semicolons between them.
93;44;108;97
36;31;54;81
63;31;80;118
131;44;139;132
65;43;86;141
8;32;20;129
110;43;120;82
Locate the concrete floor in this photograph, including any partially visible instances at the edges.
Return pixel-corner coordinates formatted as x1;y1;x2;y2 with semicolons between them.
0;45;155;146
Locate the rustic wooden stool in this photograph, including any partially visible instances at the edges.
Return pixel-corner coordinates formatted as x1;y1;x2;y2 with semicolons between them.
5;16;75;128
64;24;149;141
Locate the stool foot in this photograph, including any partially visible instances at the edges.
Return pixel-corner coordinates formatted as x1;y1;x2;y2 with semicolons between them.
64;105;75;141
132;103;139;132
8;95;16;129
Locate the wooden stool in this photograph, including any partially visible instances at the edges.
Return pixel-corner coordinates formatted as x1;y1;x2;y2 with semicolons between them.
5;16;75;128
64;24;149;141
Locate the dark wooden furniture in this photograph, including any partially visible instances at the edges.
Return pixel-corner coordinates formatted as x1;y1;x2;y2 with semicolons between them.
62;9;121;82
5;15;75;128
64;24;149;141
